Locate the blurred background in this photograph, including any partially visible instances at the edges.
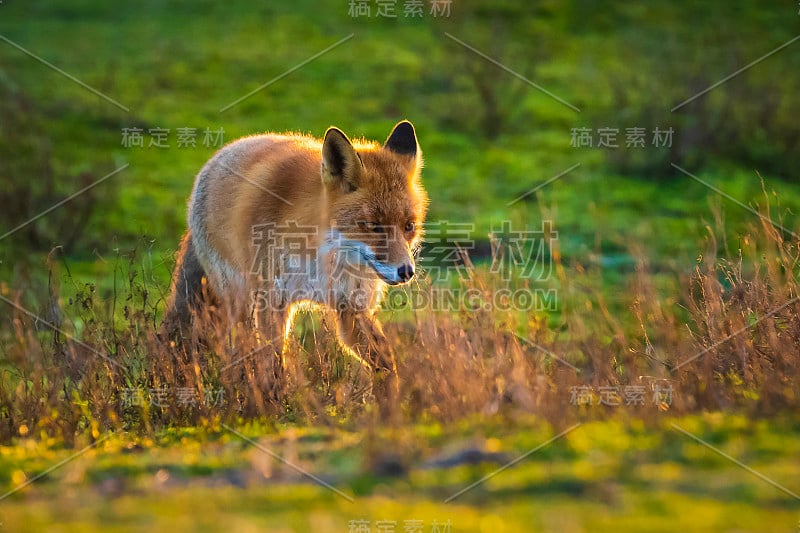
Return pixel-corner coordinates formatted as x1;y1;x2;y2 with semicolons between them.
2;0;799;296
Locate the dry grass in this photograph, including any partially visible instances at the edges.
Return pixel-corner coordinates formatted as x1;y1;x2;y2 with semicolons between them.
1;207;798;445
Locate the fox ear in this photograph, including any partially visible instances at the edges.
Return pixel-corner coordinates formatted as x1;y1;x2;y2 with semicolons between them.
322;127;363;192
384;120;418;158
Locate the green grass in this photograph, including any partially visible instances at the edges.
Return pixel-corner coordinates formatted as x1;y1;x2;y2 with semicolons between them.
1;415;798;532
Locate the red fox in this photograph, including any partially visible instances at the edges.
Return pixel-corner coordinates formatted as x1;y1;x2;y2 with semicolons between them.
164;121;427;375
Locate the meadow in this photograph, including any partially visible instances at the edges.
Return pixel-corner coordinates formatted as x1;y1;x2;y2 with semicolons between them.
1;1;799;531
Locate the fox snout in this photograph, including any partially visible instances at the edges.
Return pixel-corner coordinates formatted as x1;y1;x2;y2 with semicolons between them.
365;256;415;286
397;263;414;283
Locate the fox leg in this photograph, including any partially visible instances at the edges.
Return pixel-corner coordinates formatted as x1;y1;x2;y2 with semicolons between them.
250;290;288;390
163;231;207;341
336;310;400;416
336;310;397;373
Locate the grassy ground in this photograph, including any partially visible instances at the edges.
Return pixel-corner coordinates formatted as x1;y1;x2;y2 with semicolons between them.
0;216;798;530
1;414;799;532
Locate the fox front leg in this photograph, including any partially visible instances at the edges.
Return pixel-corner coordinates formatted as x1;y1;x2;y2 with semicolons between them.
336;310;397;374
337;310;400;418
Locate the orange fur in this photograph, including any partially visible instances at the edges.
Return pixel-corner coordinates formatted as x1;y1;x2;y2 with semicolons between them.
164;121;427;375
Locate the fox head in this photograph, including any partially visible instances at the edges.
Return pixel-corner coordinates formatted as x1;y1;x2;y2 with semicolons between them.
321;120;427;286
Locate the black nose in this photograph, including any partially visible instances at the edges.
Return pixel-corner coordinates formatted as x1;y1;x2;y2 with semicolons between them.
397;264;414;282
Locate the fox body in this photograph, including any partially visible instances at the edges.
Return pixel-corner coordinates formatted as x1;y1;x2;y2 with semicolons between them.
165;121;427;372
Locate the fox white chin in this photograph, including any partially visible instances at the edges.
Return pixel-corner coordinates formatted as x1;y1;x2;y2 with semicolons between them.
366;257;409;285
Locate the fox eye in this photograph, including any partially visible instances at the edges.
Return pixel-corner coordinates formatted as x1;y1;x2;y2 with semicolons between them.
404;221;415;234
360;221;382;233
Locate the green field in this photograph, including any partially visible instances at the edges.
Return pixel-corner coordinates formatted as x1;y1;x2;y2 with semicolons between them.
2;415;799;532
1;1;800;531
